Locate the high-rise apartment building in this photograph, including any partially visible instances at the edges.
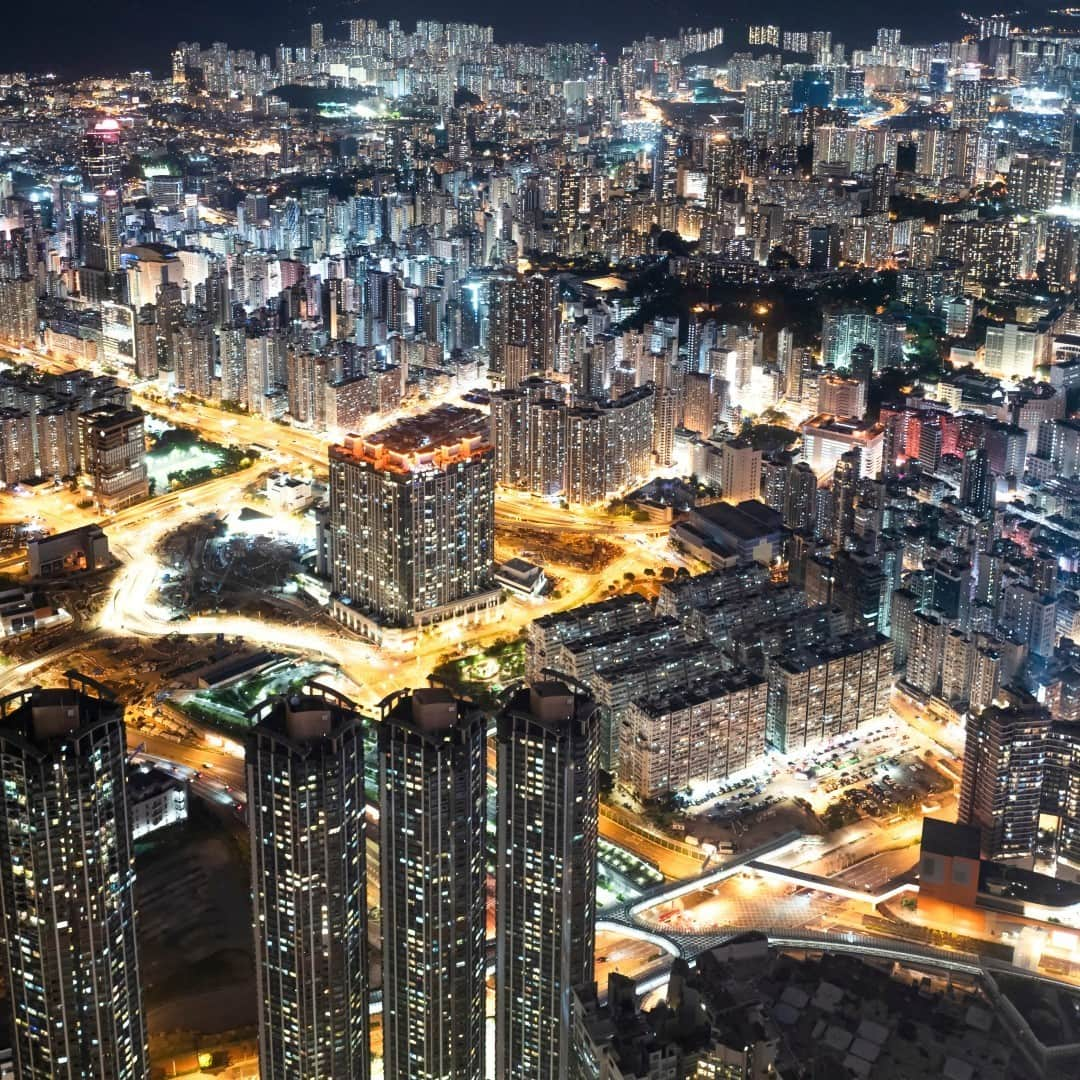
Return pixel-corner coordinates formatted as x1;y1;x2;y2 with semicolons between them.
748;24;780;46
969;647;1003;712
246;684;370;1080
1007;151;1065;211
378;688;487;1080
328;405;499;637
820;311;905;371
906;611;947;698
623;671;768;800
527;593;654;679
496;682;600;1079
743;81;786;140
489;386;654;506
683;371;722;438
0;674;148;1080
0;276;37;348
719;437;763;503
783;460;818;531
487;272;559;384
959;702;1052;859
952;67;989;130
765;632;894;752
817;372;867;419
0;408;34;485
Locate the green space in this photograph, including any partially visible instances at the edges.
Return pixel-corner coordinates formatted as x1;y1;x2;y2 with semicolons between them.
145;423;256;494
177;660;332;730
740;420;799;453
430;639;525;707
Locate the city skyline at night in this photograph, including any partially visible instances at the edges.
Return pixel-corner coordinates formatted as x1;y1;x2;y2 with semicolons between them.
2;7;1080;1078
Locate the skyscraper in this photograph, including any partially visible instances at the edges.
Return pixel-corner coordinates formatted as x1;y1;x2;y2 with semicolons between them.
952;67;989;130
743;81;786;141
81;118;123;191
98;188;123;273
77;404;149;511
959;702;1052;859
783;460;818;532
496;681;600;1079
960;448;995;517
246;683;370;1080
328;405;499;637
0;673;148;1080
378;688;487;1080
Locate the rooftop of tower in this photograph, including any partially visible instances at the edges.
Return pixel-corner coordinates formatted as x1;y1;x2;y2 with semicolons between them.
332;404;492;474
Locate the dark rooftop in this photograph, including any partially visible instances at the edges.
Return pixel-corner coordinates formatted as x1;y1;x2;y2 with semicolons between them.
921;818;981;861
364;404;488;454
693;499;784;540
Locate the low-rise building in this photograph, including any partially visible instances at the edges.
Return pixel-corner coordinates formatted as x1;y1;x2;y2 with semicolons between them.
494;557;546;596
265;473;314;513
128;764;189;839
27;524;110;579
671;499;785;567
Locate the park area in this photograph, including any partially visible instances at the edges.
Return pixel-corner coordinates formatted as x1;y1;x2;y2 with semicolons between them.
145;418;254;493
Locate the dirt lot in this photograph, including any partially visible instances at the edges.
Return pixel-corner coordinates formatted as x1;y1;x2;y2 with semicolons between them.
496;523;621;572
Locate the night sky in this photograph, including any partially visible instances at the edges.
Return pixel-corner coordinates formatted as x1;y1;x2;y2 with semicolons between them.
4;2;1007;78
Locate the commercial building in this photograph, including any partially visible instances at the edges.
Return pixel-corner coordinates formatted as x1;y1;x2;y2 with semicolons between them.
0;674;148;1080
81;117;124;189
77;405;149;510
246;683;370;1080
495;557;547;596
496;682;599;1080
328;405;500;638
0;588;44;637
27;523;110;578
378;689;487;1080
671;499;785;568
800;415;884;479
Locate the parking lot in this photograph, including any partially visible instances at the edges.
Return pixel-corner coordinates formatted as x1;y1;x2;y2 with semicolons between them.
670;715;957;847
